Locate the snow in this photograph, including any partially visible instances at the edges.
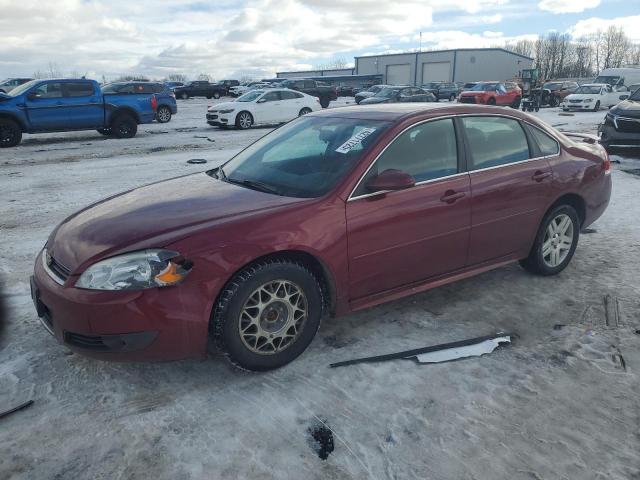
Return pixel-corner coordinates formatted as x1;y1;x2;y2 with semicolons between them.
1;98;639;479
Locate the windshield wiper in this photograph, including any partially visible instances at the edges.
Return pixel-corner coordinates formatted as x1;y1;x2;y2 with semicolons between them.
226;177;283;195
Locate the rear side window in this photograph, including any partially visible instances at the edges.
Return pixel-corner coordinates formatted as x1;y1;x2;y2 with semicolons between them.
462;117;530;170
65;82;95;97
354;119;458;196
529;127;560;156
280;90;300;100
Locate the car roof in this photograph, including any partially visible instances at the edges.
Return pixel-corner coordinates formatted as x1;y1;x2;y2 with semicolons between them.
582;83;608;87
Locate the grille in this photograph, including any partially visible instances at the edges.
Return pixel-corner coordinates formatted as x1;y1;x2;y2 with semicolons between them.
569;99;582;103
459;97;476;104
615;116;640;133
49;256;70;281
206;114;219;120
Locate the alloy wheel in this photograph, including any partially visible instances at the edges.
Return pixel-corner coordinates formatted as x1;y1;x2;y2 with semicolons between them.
157;107;171;122
542;213;574;268
239;112;252;129
238;280;308;354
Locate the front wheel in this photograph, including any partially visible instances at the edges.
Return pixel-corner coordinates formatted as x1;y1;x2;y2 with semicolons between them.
449;93;456;102
0;118;23;148
487;97;496;105
511;96;521;109
235;111;253;129
520;205;579;276
156;106;172;123
213;92;221;99
211;260;323;371
299;107;312;116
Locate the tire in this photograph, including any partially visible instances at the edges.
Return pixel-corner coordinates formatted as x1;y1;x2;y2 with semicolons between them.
235;111;253;129
180;92;188;100
299;107;312;116
449;93;456;102
487;97;496;105
319;97;329;109
156;106;172;123
562;107;569;112
213;92;221;99
0;118;22;147
111;114;137;139
511;96;521;109
593;101;600;112
96;128;112;136
549;96;559;107
210;259;323;371
520;205;580;276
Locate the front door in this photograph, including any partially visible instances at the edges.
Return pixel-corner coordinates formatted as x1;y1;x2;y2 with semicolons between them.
346;118;471;300
461;116;554;265
62;81;104;129
257;91;284;123
24;82;67;131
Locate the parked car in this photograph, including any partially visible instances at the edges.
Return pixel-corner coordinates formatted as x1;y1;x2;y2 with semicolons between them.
337;85;356;97
461;82;478;91
359;86;436;104
215;80;240;95
599;86;640;150
0;78;157;147
278;78;337;108
421;81;460;101
206;88;320;129
164;81;184;90
354;84;387;104
173;81;227;100
102;81;177;123
538;81;579;106
0;77;33;93
458;81;522;107
230;82;272;97
561;83;629;112
30;103;612;370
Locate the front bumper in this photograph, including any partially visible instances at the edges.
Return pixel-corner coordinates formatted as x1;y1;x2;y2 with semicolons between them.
31;250;209;361
206;112;233;126
562;102;594;110
600;123;640;147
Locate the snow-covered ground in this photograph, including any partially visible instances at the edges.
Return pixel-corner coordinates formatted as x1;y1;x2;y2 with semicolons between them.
1;98;639;479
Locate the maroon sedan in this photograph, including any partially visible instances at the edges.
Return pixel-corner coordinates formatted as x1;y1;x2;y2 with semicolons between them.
31;104;611;371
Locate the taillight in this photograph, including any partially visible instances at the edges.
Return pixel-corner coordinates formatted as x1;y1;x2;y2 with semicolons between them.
603;149;611;175
151;95;158;111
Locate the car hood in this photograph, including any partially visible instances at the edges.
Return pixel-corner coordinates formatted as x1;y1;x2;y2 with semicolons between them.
209;101;238;111
610;99;640;118
564;94;597;101
355;91;374;98
459;91;485;96
360;96;391;104
47;173;306;272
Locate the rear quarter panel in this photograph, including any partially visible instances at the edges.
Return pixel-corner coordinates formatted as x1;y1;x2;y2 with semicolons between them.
104;93;156;124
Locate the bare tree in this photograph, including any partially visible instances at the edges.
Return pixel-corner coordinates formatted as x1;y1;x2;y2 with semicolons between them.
166;74;187;83
316;57;350;71
197;73;212;81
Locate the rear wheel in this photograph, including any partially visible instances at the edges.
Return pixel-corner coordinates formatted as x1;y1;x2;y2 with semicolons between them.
319;97;330;108
0;118;22;148
211;259;323;371
213;92;221;99
180;92;188;100
520;205;579;276
235;111;253;129
156;106;172;123
111;114;138;138
299;107;312;116
487;97;496;105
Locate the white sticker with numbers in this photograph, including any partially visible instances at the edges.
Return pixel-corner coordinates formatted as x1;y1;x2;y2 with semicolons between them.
335;128;376;154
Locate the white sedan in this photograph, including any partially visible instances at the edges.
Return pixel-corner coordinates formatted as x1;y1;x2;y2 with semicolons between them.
206;88;320;129
561;83;629;112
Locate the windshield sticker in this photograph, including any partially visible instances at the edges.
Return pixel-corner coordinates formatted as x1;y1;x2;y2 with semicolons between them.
335;128;376;154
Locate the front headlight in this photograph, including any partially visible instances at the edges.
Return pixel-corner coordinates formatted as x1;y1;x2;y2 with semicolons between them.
76;249;192;291
219;109;235;114
583;98;593;103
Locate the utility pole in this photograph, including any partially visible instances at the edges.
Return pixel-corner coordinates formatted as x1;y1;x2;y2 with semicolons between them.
419;32;422;52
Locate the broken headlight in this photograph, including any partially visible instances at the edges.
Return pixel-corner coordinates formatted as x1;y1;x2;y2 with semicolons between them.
75;249;192;291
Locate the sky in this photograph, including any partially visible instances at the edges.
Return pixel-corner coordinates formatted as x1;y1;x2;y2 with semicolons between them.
0;0;638;81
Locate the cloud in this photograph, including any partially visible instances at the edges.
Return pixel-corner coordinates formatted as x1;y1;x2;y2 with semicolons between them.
569;15;640;42
415;30;538;50
538;0;600;14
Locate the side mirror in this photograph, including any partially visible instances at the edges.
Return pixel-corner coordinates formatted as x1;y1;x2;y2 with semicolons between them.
257;98;267;103
366;169;415;192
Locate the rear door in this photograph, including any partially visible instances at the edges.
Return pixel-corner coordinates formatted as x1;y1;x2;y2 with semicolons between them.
346;118;471;299
24;81;67;130
462;115;555;265
61;81;103;129
280;90;303;119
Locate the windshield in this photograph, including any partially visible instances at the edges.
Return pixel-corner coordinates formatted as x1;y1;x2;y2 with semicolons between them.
543;82;563;90
217;116;391;198
629;88;640;101
375;87;401;98
237;90;263;102
575;85;602;94
594;76;621;86
470;83;498;91
6;79;39;97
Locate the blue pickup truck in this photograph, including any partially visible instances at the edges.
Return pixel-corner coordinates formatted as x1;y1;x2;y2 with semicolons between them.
0;78;157;147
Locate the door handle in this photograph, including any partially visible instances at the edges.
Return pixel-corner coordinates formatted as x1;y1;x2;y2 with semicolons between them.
440;190;466;204
532;170;552;182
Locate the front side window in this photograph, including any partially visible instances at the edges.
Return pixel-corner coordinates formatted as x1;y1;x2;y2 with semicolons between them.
261;91;280;102
32;82;63;99
220;116;391;198
237;90;263;102
575;85;602;95
64;82;95;97
354;119;459;197
462;116;530;170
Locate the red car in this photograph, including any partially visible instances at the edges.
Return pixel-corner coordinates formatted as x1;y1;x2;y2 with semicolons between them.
458;81;522;107
31;104;611;371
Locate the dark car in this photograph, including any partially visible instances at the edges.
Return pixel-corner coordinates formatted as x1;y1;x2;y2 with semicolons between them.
600;87;640;150
278;78;337;108
422;82;460;101
354;84;387;104
0;77;33;93
102;82;177;123
31;103;611;370
215;79;240;94
173;81;227;100
534;81;579;107
360;86;436;104
164;81;184;90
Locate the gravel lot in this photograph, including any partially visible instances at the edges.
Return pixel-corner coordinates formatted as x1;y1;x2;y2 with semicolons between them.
1;98;639;480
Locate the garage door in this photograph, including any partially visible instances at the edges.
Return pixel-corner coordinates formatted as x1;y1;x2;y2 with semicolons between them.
422;62;451;83
386;64;411;85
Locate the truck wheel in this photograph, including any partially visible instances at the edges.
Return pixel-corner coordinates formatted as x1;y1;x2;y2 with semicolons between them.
213;92;221;99
235;111;253;129
320;98;329;109
210;259;323;371
111;114;138;138
156;106;172;123
0;118;22;148
96;128;112;136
